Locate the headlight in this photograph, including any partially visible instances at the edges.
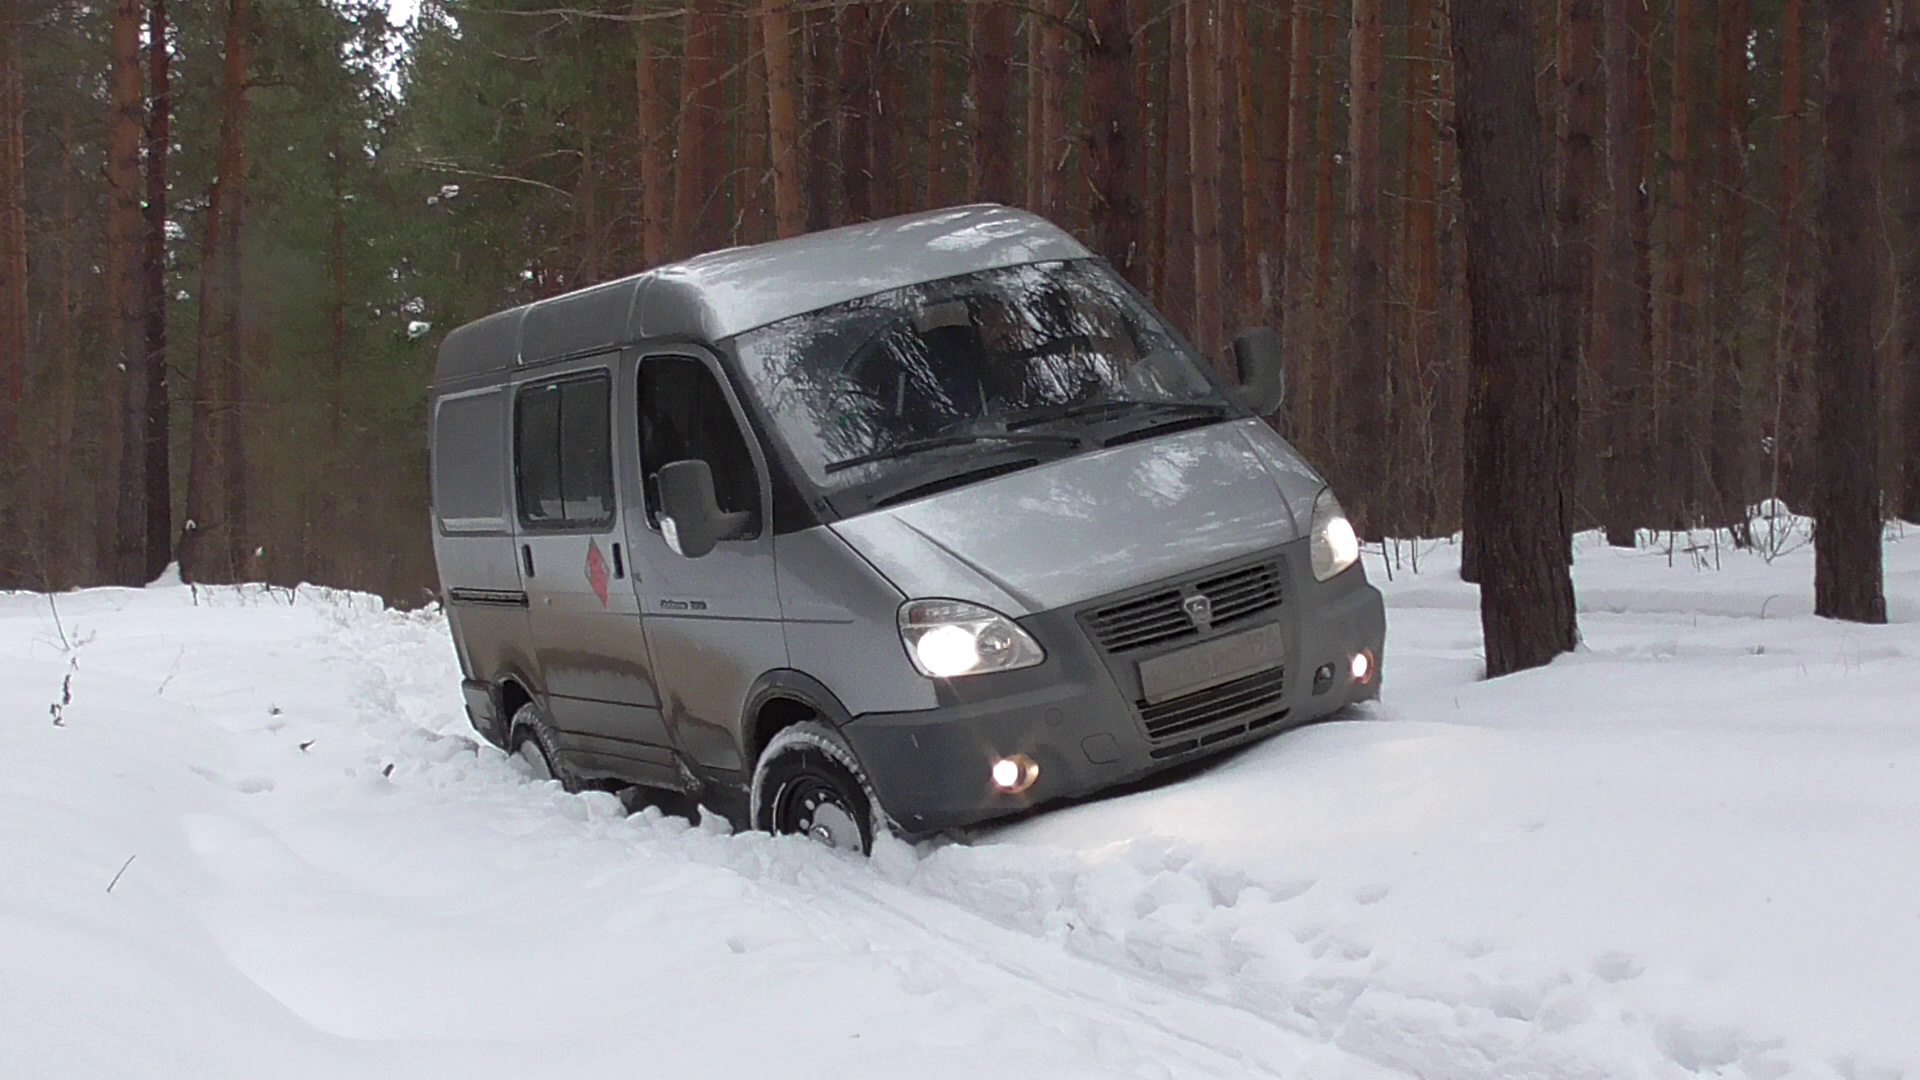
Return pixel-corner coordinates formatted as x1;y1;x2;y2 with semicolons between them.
1310;488;1361;581
898;599;1046;678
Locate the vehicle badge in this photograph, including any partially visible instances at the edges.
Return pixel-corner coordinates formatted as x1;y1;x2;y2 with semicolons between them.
1183;592;1213;628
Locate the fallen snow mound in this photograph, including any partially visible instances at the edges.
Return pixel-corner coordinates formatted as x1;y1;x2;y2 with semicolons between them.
4;526;1917;1079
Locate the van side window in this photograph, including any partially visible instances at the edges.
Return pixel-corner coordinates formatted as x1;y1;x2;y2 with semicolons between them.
514;372;614;528
638;356;762;538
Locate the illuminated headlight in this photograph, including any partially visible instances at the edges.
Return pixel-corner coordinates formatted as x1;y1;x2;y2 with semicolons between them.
898;599;1046;678
1310;488;1361;582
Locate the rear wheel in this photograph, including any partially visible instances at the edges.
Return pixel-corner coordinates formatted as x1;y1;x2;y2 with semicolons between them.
750;721;882;854
509;702;581;793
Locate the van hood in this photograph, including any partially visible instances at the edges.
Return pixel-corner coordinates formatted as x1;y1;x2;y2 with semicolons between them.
828;418;1326;616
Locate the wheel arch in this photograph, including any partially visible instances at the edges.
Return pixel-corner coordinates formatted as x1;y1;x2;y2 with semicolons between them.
741;670;856;768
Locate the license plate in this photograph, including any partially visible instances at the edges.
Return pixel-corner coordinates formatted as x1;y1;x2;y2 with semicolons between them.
1137;622;1287;704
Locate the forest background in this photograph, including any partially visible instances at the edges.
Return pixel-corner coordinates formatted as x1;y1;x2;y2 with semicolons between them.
0;0;1916;610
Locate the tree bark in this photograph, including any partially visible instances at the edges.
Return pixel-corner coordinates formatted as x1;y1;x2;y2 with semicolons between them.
108;0;149;585
1774;0;1813;509
1039;0;1070;221
218;0;251;581
1555;0;1600;556
968;0;1018;204
671;7;720;258
741;5;770;243
1229;0;1265;329
803;6;835;230
0;1;25;482
1658;0;1698;521
1449;0;1580;677
763;1;805;238
1344;0;1385;537
1812;0;1888;623
837;2;873;221
1897;0;1920;523
142;0;173;580
1187;0;1226;360
869;5;899;219
925;2;948;209
1709;0;1751;532
1283;0;1313;431
633;1;669;265
1161;2;1194;335
1600;0;1648;547
1084;0;1141;282
179;181;221;581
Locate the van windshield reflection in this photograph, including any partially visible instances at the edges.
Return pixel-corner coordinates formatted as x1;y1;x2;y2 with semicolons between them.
729;260;1229;503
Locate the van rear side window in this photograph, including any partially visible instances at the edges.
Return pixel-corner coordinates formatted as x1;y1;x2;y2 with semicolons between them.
432;390;508;533
515;373;614;528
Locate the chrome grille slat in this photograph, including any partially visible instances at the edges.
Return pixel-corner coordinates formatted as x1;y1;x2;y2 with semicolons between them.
1082;559;1284;654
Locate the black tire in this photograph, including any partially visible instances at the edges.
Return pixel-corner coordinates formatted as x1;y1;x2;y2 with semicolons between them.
750;721;884;854
509;702;582;794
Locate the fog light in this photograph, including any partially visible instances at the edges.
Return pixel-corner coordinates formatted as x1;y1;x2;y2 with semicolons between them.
1350;650;1374;684
991;754;1040;794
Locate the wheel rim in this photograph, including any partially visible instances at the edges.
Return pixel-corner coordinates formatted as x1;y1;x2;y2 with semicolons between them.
775;776;864;852
516;740;554;782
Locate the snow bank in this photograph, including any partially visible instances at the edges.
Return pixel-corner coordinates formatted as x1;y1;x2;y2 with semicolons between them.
4;526;1916;1078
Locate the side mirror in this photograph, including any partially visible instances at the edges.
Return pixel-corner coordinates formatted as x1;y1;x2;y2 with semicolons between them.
1229;327;1286;417
657;460;750;559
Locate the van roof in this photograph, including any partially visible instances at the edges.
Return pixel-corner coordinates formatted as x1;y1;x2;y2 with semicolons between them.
434;204;1093;384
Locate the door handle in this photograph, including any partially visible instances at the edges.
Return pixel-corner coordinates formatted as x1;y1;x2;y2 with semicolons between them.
521;544;535;578
612;541;625;580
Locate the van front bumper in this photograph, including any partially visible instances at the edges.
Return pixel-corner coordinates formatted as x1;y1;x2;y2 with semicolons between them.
841;560;1386;835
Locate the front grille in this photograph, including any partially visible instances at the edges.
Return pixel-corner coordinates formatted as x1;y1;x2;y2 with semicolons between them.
1081;559;1285;654
1138;666;1287;743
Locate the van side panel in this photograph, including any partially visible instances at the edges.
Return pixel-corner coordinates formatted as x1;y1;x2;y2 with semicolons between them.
429;384;530;733
774;526;938;718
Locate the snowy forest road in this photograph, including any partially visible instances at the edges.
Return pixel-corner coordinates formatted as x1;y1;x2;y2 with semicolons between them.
5;522;1917;1079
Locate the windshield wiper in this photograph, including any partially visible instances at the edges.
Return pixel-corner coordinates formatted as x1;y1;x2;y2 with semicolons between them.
1004;399;1230;431
824;431;1082;474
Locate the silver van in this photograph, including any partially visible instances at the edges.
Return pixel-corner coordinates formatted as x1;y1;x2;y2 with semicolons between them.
429;206;1384;852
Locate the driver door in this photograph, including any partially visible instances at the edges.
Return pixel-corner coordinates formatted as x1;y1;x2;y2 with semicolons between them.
624;349;787;775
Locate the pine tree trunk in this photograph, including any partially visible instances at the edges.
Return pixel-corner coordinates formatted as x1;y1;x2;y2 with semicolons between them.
1283;0;1313;431
1774;0;1812;510
1600;0;1648;547
1084;0;1141;282
1312;8;1338;452
1187;0;1226;360
968;0;1018;204
672;8;719;258
1161;3;1194;335
762;0;805;238
803;7;835;230
142;0;172;580
1344;0;1386;537
1901;0;1920;524
1027;10;1045;211
925;2;948;209
1230;0;1264;329
1555;0;1600;553
1813;0;1888;623
633;1;669;265
1658;0;1696;522
0;8;22;586
1709;0;1751;533
1039;0;1070;221
869;6;899;220
179;180;220;582
741;6;771;243
0;3;25;489
108;0;149;585
1449;0;1580;677
838;2;873;221
1264;1;1294;333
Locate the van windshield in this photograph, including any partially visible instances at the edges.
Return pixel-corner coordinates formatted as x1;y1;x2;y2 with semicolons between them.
728;260;1230;505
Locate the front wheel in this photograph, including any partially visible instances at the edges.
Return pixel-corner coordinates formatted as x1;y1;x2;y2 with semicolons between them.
750;721;883;854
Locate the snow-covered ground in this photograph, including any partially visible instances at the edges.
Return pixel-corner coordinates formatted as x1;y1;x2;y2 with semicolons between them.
5;521;1917;1079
